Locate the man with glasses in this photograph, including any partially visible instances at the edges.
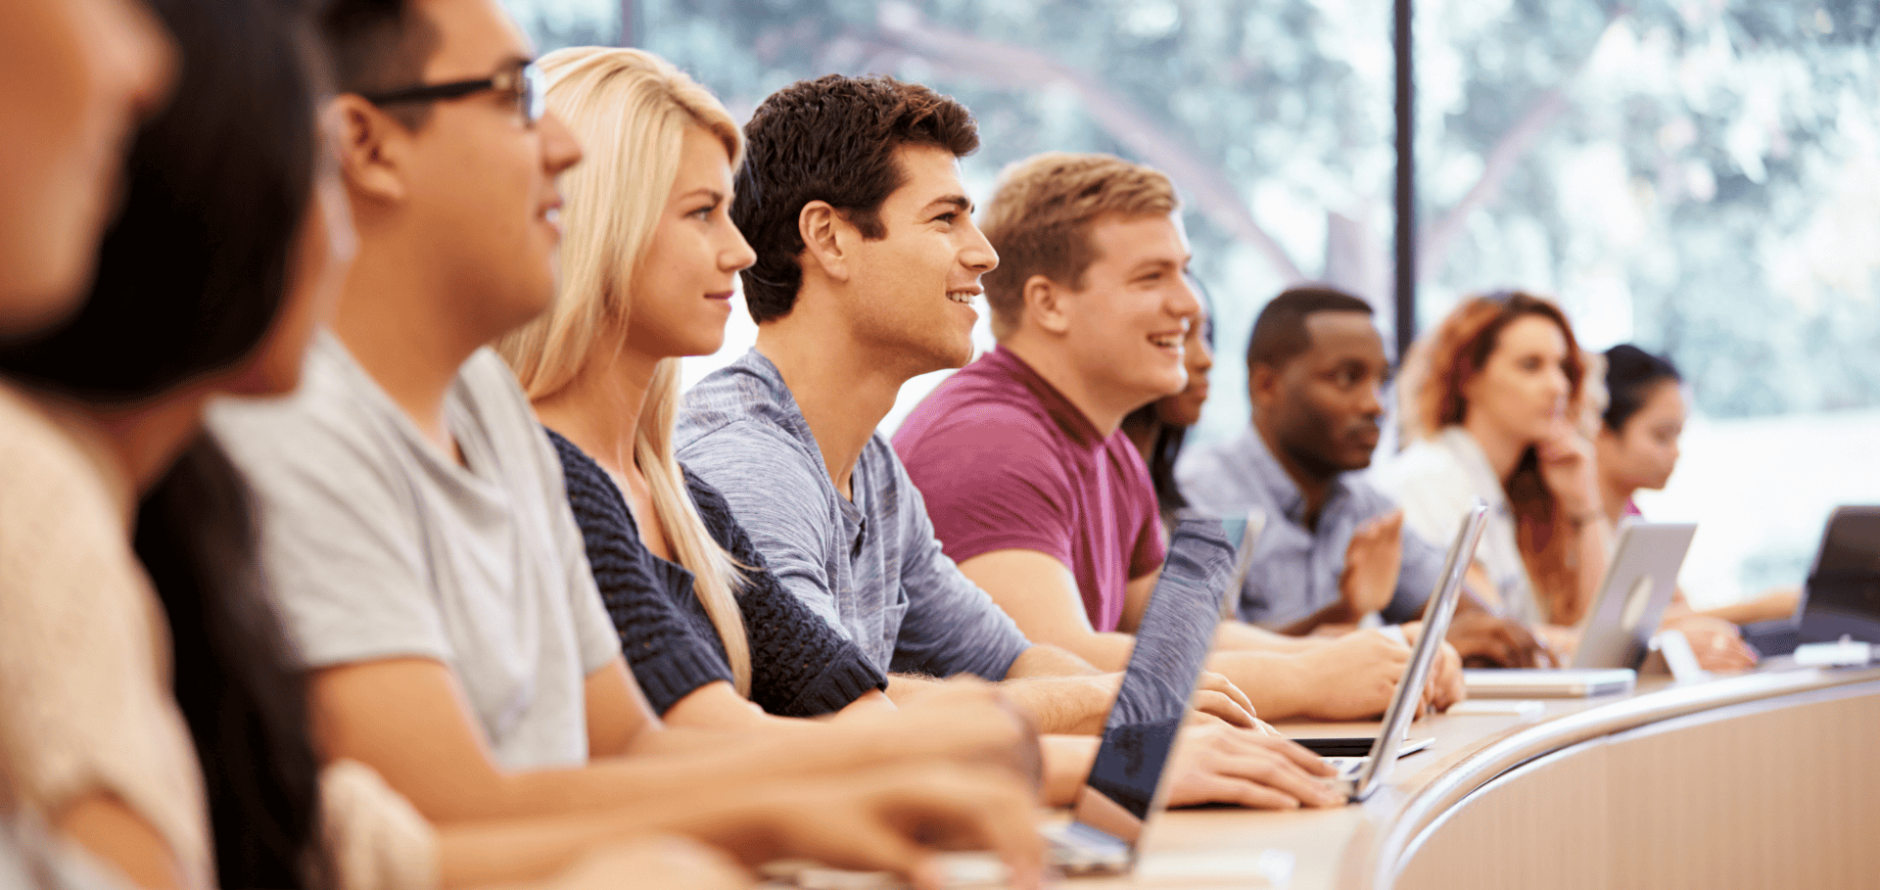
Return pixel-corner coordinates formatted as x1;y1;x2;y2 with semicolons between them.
208;0;1046;882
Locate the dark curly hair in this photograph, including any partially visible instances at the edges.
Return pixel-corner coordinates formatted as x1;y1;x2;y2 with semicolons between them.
733;74;979;323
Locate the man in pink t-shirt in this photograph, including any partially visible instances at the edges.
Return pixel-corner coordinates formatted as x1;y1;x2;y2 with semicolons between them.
895;152;1456;721
894;343;1165;632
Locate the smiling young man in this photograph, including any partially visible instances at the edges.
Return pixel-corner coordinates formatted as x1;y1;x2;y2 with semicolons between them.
1175;286;1550;667
893;153;1461;720
677;77;1348;810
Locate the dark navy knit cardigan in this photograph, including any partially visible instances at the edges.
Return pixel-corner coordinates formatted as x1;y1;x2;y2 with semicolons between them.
548;428;887;717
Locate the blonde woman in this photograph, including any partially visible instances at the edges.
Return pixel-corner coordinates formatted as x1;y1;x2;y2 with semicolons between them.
501;47;894;725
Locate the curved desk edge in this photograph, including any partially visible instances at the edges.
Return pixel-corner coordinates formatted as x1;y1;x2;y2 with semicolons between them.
1361;665;1880;890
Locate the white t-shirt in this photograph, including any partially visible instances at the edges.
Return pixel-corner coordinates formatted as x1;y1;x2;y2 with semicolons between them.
1373;426;1540;624
208;332;620;769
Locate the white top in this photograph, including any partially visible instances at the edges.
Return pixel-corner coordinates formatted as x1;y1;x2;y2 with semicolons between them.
1372;426;1539;624
209;332;621;769
0;382;213;890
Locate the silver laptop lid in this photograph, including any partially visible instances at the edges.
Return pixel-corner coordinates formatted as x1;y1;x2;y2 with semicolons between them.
1070;518;1238;850
1570;522;1697;669
1350;498;1488;802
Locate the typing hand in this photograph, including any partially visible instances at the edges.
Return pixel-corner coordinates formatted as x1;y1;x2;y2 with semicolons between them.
546;837;752;890
1665;615;1758;671
1294;629;1412;720
739;763;1047;890
1185;669;1259;729
1398;623;1466;715
1445;611;1555;668
1162;724;1343;810
858;679;1042;791
1341;510;1405;618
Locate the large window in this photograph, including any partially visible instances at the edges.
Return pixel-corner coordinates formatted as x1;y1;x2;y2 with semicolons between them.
504;0;1880;608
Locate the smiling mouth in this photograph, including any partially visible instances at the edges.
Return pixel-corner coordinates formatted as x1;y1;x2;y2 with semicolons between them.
946;290;977;305
1148;332;1183;350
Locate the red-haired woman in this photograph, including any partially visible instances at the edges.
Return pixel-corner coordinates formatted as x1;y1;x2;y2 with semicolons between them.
1375;292;1609;633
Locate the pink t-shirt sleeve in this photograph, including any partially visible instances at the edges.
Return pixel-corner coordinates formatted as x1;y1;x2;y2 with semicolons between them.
895;408;1077;572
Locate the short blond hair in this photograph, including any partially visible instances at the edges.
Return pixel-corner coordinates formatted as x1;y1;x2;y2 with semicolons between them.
980;152;1180;338
496;47;752;695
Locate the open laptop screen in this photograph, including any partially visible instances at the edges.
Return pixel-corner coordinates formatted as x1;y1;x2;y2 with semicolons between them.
1079;519;1236;826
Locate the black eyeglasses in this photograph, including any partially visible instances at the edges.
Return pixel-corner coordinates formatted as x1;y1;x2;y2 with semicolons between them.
361;59;545;125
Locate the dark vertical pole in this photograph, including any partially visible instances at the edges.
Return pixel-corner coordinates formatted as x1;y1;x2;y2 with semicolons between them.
1393;0;1416;361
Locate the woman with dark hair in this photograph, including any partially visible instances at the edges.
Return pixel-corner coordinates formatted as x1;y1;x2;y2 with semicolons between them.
1595;345;1796;636
0;2;750;889
0;0;341;886
1595;344;1685;525
1374;290;1608;631
1121;283;1215;525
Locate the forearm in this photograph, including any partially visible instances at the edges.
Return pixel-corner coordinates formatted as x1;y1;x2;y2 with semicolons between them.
1274;602;1356;640
1213;620;1319;653
1006;642;1110;677
412;730;883;824
56;794;189;890
1694;588;1801;626
1039;735;1100;807
824;689;898;720
1206;650;1312;720
1571;517;1614;625
433;782;813;886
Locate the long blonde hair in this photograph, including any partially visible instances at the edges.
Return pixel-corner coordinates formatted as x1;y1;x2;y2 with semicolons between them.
498;47;751;694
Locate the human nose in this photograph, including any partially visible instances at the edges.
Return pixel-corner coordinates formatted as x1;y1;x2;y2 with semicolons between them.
1359;380;1384;417
1170;276;1201;319
537;110;584;175
960;214;998;273
1191;335;1214;373
93;0;178;120
721;220;756;273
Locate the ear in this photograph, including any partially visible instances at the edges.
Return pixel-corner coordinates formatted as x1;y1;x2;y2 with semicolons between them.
1247;361;1281;410
797;200;850;284
1022;273;1072;335
328;95;409;205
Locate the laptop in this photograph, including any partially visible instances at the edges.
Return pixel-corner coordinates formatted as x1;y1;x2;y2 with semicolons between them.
1573;522;1698;669
1743;506;1880;656
776;518;1243;887
1051;517;1241;872
1306;499;1489;803
1462;521;1695;698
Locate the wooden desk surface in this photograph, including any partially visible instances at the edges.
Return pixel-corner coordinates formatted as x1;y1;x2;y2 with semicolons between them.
1120;662;1880;889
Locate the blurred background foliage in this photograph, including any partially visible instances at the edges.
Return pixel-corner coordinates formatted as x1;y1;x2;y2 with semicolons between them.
505;0;1880;600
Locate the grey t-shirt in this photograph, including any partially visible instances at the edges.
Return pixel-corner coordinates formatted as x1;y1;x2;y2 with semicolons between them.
207;332;621;769
675;350;1032;681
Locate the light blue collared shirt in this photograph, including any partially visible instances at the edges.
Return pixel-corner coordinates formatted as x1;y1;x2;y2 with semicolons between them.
1174;426;1446;627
